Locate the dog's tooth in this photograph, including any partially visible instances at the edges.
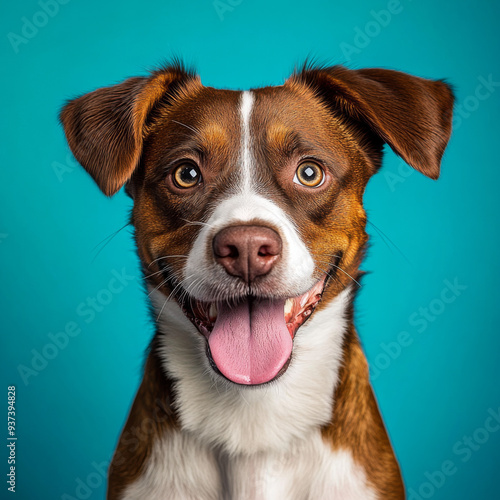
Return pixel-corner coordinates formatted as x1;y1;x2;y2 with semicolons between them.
284;299;293;315
209;303;218;321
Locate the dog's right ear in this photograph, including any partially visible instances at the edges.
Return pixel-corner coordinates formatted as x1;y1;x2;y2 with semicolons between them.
60;65;200;196
289;65;454;180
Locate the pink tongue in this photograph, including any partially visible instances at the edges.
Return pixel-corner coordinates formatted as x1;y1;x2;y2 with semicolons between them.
208;298;292;385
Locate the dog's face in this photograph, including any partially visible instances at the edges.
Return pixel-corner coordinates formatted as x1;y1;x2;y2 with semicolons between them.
61;64;453;386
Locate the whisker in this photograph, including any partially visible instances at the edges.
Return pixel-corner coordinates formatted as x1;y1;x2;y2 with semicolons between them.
367;220;411;265
155;278;189;321
165;273;196;302
330;264;361;287
91;222;130;262
315;259;361;287
148;267;183;297
156;296;169;322
148;277;170;297
181;218;215;229
148;255;188;268
155;272;199;321
142;268;167;281
316;265;340;284
311;252;343;260
171;120;201;135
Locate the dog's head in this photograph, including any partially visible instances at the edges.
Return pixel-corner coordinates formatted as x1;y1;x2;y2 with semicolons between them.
61;62;453;386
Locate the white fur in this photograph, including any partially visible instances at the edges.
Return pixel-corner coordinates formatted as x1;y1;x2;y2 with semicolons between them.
183;193;316;301
121;416;377;500
221;434;378;500
150;286;352;455
240;90;254;192
120;431;221;500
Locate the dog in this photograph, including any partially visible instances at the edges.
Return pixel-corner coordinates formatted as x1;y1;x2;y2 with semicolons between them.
60;62;453;499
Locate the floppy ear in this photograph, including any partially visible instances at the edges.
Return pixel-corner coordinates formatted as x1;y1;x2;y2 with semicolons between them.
291;65;454;179
60;65;199;196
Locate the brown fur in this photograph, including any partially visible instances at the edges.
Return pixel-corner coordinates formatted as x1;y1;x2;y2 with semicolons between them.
322;324;406;499
60;62;454;499
107;341;179;499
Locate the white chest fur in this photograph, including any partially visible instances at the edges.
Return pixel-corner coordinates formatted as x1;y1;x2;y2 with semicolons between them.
124;287;377;498
220;432;377;500
121;430;377;500
150;287;352;455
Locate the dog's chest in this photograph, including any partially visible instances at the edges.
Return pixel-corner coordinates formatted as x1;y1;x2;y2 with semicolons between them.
121;430;377;500
221;434;377;500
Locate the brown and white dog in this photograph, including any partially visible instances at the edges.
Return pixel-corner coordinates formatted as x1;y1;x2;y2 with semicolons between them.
60;62;453;499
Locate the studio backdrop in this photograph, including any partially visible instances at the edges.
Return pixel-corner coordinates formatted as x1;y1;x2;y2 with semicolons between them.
2;0;499;499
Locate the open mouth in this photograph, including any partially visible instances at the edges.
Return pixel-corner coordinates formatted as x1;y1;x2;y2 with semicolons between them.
174;276;328;386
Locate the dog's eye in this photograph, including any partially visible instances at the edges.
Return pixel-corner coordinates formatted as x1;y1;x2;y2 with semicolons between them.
172;164;202;189
293;162;325;188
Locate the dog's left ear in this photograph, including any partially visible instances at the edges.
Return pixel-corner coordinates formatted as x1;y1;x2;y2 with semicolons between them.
60;65;200;196
290;65;454;179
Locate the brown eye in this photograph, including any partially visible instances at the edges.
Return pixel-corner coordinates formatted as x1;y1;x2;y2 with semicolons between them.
172;164;202;189
294;162;325;188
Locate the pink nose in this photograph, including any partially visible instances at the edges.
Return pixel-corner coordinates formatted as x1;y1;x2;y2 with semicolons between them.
213;225;282;283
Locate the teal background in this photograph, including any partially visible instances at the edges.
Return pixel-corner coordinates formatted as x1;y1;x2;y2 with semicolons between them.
1;0;499;498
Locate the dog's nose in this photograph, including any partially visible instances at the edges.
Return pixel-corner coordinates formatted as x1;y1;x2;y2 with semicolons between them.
213;225;282;283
